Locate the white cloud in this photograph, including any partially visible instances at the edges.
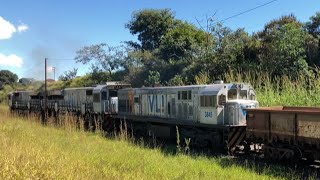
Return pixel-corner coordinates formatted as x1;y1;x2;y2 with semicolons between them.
17;24;28;32
0;53;23;68
0;16;28;39
0;16;16;39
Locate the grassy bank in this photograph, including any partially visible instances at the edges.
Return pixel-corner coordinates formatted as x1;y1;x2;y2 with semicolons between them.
0;107;315;179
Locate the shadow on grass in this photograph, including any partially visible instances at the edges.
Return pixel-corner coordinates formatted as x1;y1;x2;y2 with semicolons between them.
126;135;319;180
216;155;319;180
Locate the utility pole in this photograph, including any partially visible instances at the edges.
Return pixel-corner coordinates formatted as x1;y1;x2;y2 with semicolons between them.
44;58;48;124
52;67;56;81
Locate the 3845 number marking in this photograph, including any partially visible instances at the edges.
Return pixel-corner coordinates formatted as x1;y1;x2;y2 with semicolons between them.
204;111;213;118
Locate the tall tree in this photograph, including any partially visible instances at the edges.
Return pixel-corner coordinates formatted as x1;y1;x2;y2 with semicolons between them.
126;9;176;51
75;43;124;77
58;68;78;81
159;21;212;61
266;22;309;77
305;12;320;36
305;12;320;66
0;70;18;85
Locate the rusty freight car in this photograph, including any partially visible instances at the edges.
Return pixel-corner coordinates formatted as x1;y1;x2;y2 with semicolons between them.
246;106;320;161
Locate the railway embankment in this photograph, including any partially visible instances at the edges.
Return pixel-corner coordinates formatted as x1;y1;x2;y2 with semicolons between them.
0;106;316;179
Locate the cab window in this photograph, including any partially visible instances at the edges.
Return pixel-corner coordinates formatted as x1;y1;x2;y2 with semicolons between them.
134;97;139;103
228;89;237;100
240;90;247;99
218;95;226;105
101;91;107;100
200;95;217;107
178;91;192;100
250;94;256;100
86;90;93;96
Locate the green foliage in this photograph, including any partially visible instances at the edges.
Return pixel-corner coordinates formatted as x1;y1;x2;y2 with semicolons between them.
194;71;210;85
58;68;78;81
47;81;68;90
126;9;176;50
0;70;18;87
305;12;320;36
71;10;320;89
69;74;95;87
266;22;310;77
159;21;212;61
224;70;320;107
144;70;160;87
168;75;185;86
0;85;13;104
75;43;124;79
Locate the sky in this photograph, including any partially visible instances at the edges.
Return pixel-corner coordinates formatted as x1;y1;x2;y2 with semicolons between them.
0;0;319;80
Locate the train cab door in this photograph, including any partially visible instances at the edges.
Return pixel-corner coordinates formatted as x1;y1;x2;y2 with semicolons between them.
93;86;105;114
199;95;218;124
217;94;226;125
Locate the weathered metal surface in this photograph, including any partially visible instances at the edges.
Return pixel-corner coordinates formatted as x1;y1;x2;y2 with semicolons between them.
297;114;320;139
246;106;320;161
246;111;269;142
270;113;295;136
247;107;320;140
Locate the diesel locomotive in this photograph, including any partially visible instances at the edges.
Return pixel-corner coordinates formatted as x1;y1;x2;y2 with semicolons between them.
8;81;257;154
8;81;320;162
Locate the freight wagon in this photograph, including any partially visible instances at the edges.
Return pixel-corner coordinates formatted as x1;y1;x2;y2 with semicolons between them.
246;106;320;161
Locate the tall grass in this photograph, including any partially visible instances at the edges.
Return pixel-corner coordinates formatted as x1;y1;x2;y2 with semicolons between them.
224;71;320;106
0;106;315;179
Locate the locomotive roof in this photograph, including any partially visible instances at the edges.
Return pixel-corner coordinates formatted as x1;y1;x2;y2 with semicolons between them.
122;83;251;91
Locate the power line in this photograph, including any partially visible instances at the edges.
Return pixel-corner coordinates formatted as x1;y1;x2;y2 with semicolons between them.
218;0;279;24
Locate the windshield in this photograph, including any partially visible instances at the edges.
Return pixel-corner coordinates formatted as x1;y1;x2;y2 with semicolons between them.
240;90;247;99
228;89;237;100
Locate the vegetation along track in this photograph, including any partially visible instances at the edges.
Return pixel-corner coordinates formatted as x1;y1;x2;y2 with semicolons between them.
1;105;319;179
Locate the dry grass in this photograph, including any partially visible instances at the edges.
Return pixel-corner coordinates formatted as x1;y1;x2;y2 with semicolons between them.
0;106;315;179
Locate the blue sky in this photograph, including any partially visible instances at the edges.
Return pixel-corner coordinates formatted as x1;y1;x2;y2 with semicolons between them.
0;0;319;80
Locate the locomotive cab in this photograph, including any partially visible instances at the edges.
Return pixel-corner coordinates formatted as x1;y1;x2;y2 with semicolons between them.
93;82;131;114
198;83;258;125
199;84;228;125
7;91;32;110
224;84;258;125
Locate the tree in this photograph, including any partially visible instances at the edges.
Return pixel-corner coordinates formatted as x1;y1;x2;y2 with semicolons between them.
75;43;124;77
58;68;78;81
265;23;310;77
0;70;18;85
144;70;160;87
126;9;176;51
305;12;320;36
159;21;212;61
258;14;301;42
305;12;320;66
